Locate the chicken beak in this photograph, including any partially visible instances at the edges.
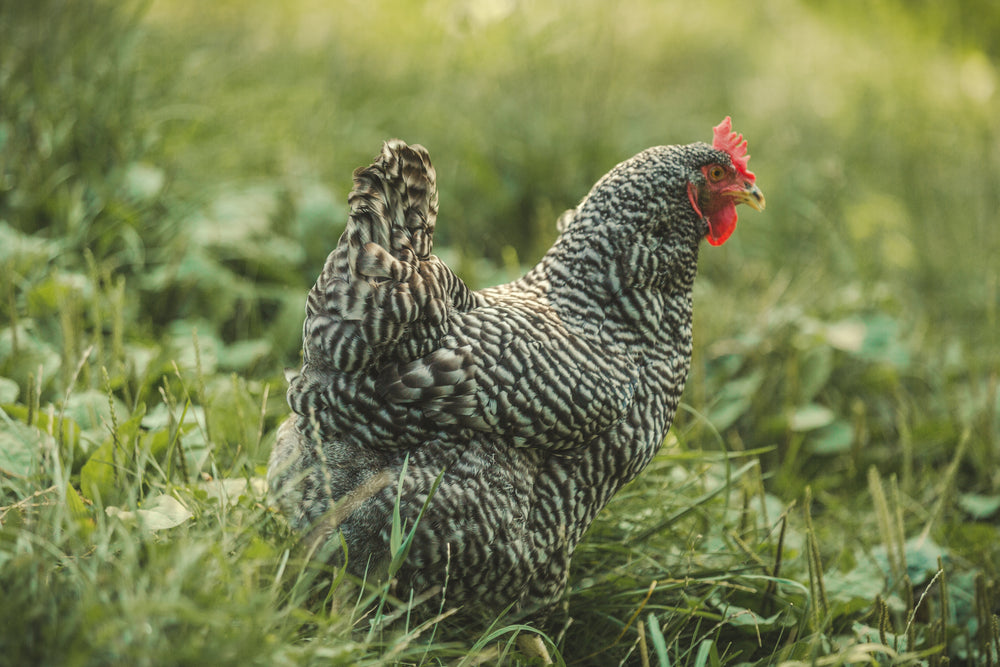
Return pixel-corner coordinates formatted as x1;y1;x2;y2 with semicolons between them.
728;182;766;212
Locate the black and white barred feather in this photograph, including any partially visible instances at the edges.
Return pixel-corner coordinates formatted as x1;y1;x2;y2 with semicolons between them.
268;137;750;621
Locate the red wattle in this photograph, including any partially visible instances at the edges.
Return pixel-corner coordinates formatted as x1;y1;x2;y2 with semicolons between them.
689;182;738;246
705;202;737;246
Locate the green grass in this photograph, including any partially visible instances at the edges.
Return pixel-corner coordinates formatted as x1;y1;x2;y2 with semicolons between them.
2;0;999;664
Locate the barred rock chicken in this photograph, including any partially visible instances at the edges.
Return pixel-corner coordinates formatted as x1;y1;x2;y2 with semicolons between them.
268;118;764;622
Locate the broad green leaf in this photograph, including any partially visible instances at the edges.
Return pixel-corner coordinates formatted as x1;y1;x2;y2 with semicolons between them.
858;314;910;368
168;320;221;376
141;402;205;431
0;323;62;390
64;389;129;433
957;493;1000;519
0;377;18;403
79;439;122;504
140;428;173;461
0;222;58;281
901;536;947;586
806;420;854;455
852;622;906;652
216;339;272;372
124;343;160;380
823;319;866;352
872;536;946;587
26;271;93;313
1;404;82;467
138;405;207;478
708;370;764;431
65;483;94;538
789;404;836;431
0;417;43;478
79;403;145;504
797;345;833;402
121;161;165;201
824;562;887;610
63;388;129;457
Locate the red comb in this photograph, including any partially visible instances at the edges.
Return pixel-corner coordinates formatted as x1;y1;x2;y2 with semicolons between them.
712;116;754;181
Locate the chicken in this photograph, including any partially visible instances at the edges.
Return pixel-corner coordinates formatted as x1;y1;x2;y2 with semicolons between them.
268;117;765;622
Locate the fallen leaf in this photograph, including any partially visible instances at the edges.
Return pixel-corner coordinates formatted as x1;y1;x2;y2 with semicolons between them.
105;494;192;530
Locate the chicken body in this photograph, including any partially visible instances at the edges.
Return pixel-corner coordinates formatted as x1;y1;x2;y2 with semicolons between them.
268;123;764;620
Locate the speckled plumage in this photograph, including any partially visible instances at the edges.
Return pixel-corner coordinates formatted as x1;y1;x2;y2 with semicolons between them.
268;125;763;622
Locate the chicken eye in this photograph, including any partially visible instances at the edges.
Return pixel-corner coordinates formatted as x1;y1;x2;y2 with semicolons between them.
708;165;726;182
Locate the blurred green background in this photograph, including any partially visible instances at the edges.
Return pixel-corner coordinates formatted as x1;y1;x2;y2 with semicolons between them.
2;0;999;662
4;0;997;351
